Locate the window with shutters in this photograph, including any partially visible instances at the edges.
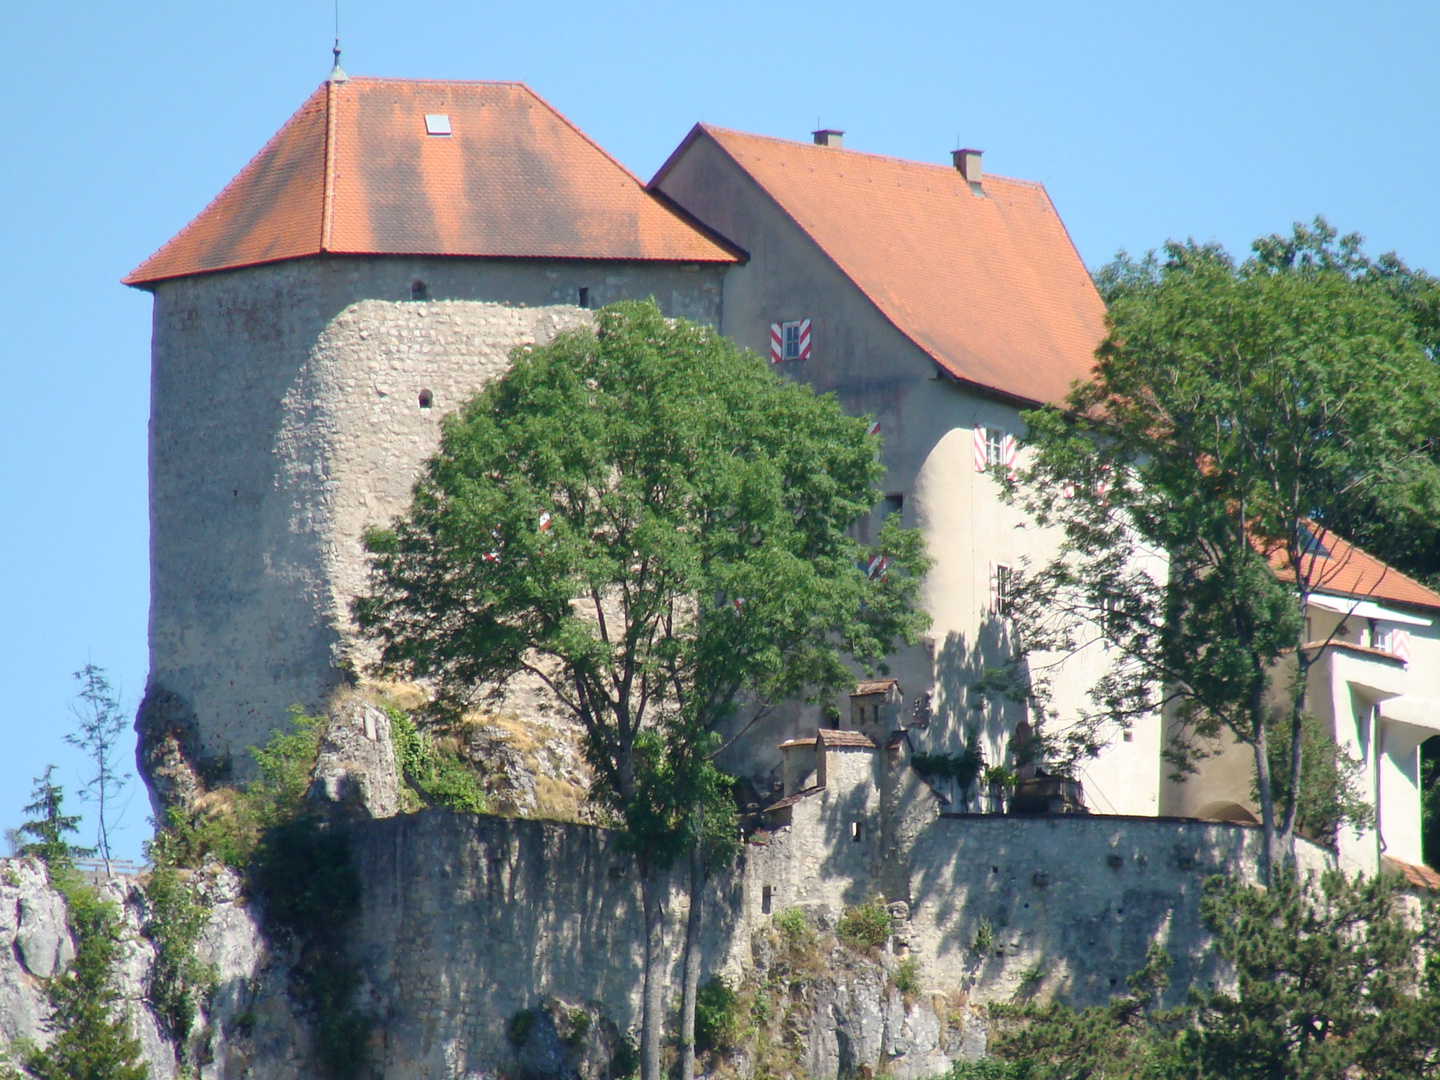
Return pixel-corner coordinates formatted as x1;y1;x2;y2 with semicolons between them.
783;322;802;359
984;427;1007;467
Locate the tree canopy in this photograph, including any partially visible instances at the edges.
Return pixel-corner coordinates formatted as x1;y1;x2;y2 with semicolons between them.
1006;220;1440;875
355;299;928;1080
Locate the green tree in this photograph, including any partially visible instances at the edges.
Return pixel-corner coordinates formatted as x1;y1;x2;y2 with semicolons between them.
1007;220;1440;878
10;766;92;867
26;880;147;1080
356;300;928;1080
65;664;131;874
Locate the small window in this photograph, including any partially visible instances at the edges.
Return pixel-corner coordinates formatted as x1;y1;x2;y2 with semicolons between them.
424;113;452;136
1101;595;1126;638
1122;731;1134;743
770;319;812;362
984;427;1007;467
411;280;428;301
850;820;863;842
578;286;589;308
418;389;434;410
882;493;904;520
762;885;773;914
783;322;802;359
991;563;1015;616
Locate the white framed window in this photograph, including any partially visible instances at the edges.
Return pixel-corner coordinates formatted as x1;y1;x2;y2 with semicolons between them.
973;425;1017;475
990;562;1015;616
769;319;812;362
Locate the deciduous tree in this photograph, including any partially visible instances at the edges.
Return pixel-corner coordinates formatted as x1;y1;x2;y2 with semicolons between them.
1004;220;1440;878
356;300;928;1080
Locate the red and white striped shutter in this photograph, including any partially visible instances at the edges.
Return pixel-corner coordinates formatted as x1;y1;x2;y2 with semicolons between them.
798;319;812;360
1392;629;1412;664
973;426;987;473
866;420;881;438
769;324;783;364
1003;433;1017;480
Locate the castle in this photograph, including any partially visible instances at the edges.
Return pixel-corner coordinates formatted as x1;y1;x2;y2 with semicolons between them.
126;70;1440;883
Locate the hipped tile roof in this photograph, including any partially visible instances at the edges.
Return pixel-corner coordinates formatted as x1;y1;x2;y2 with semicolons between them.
126;79;737;285
658;127;1106;406
1382;856;1440;891
853;678;901;696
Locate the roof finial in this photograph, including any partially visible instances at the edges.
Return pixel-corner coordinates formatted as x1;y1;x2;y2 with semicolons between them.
329;0;348;82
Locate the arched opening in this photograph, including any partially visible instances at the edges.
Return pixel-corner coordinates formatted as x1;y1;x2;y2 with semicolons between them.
418;389;434;410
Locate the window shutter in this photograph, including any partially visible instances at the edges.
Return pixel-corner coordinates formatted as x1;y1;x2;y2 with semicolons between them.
988;560;998;614
798;318;812;360
1003;433;1017;480
973;426;987;473
769;324;783;364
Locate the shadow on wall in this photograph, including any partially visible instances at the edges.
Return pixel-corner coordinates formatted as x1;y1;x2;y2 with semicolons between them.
813;777;884;908
904;816;1296;1008
933;617;1029;764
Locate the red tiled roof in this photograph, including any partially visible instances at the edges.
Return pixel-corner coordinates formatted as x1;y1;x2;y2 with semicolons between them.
126;79;737;285
660;127;1106;406
1273;525;1440;612
1382;856;1440;891
819;729;878;749
853;678;900;696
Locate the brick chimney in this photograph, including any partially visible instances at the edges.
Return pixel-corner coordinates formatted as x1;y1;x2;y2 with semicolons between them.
812;128;844;148
952;148;983;184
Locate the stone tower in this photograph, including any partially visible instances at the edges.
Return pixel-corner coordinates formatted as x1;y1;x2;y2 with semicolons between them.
125;75;737;803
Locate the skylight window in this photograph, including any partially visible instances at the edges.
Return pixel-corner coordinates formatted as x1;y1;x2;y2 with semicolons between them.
424;114;452;137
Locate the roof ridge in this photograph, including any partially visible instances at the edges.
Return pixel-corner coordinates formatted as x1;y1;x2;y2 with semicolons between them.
521;83;650;190
698;124;1044;190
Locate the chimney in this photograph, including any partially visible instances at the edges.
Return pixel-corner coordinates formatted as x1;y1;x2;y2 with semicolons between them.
812;128;845;148
952;148;983;185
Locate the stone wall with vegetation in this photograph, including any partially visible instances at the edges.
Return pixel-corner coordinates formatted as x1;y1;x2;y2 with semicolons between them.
0;809;1333;1080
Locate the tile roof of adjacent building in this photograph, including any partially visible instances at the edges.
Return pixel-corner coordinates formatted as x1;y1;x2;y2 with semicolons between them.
1382;856;1440;891
1273;525;1440;612
126;79;738;286
654;126;1107;406
819;729;878;749
852;678;901;696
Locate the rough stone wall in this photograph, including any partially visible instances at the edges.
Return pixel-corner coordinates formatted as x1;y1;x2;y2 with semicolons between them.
0;813;1338;1080
141;255;724;795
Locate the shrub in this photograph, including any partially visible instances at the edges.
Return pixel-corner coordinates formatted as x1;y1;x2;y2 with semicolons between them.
774;907;810;945
141;863;218;1045
893;957;921;996
694;976;744;1054
838;900;892;951
388;708;488;814
507;1007;538;1047
973;918;994;956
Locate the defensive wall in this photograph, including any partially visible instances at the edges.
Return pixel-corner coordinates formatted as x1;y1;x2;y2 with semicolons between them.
340;809;1331;1079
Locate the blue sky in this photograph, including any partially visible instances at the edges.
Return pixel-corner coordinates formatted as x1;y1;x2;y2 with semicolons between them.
2;1;1437;862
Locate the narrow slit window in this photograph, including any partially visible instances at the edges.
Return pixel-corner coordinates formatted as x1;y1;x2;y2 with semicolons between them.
762;885;773;914
850;820;863;842
991;563;1015;616
578;286;589;308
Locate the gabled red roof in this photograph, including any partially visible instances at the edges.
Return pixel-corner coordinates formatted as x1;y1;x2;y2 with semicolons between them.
126;79;737;285
655;127;1106;406
1273;525;1440;612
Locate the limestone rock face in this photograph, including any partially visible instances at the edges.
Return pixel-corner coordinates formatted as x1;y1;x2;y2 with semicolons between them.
308;695;400;820
511;997;627;1080
134;681;208;816
14;860;75;978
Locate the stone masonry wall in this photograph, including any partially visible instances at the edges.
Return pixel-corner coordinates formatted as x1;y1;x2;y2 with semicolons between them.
0;812;1335;1080
141;256;724;795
